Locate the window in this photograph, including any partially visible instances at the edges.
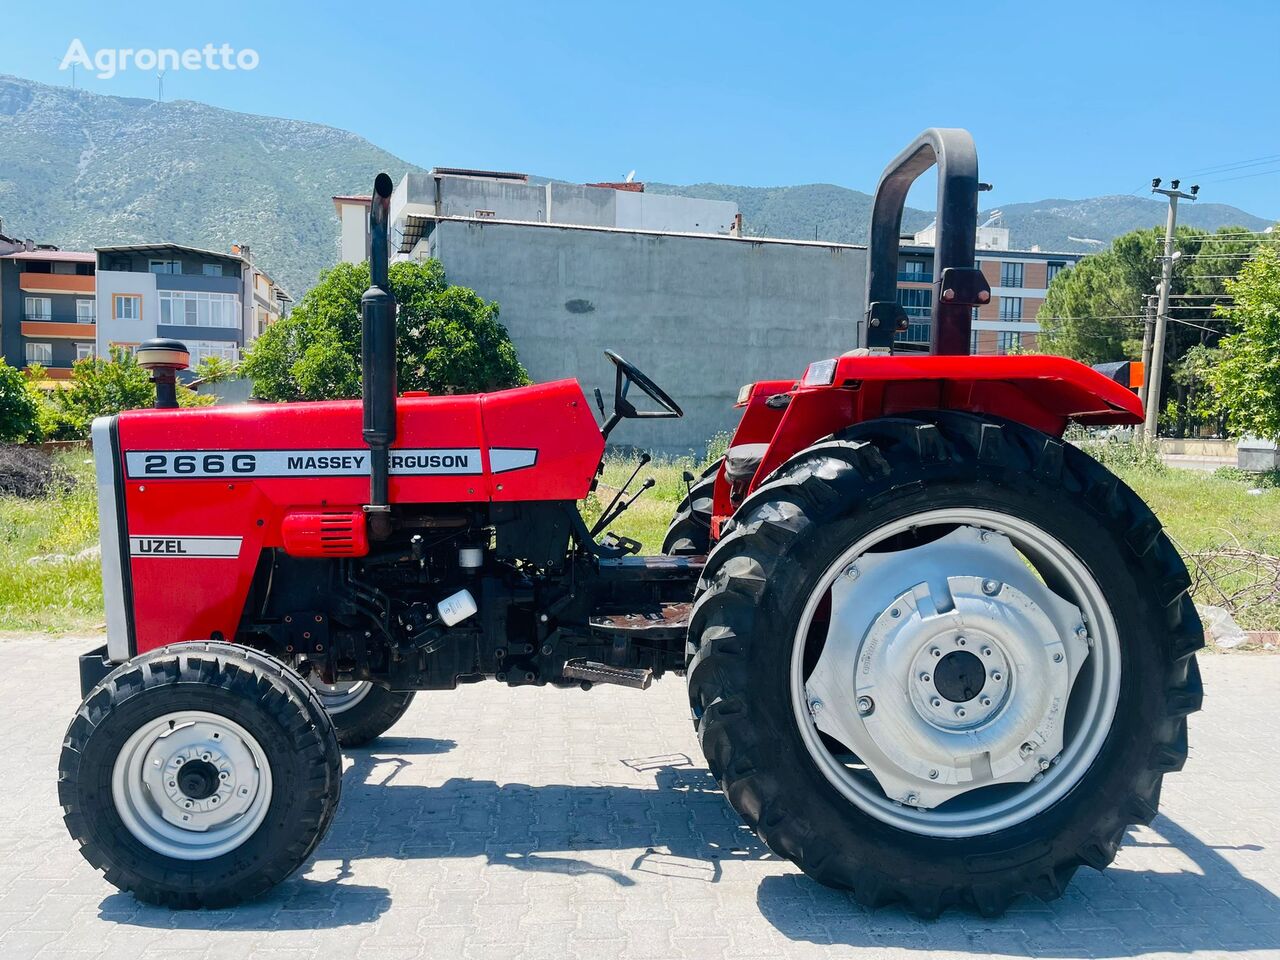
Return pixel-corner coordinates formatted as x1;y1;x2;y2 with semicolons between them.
113;294;142;321
24;296;52;321
149;259;182;275
999;296;1023;320
896;288;933;343
1000;261;1024;288
1046;261;1067;284
897;259;931;283
187;340;241;366
75;342;96;361
158;291;241;328
202;263;224;277
997;331;1021;355
970;331;980;353
76;299;96;323
25;342;52;366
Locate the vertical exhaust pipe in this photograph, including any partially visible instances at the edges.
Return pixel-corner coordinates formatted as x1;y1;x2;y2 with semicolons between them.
362;173;396;538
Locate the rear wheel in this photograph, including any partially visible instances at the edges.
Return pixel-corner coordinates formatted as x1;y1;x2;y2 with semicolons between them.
662;458;721;555
687;412;1203;916
310;679;415;747
59;641;342;907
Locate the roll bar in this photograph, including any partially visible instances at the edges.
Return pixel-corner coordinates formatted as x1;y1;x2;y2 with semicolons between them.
862;128;990;355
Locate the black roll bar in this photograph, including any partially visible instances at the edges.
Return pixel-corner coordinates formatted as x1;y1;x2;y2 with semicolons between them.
862;128;990;355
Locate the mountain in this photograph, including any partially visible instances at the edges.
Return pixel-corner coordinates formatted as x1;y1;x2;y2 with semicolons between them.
647;183;1276;253
1;73;1274;298
0;74;424;296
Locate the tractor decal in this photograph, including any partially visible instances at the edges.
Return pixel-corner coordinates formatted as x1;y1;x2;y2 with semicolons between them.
128;536;243;558
122;447;542;478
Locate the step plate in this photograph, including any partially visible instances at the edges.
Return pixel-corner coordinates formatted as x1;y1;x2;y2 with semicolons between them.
589;602;692;642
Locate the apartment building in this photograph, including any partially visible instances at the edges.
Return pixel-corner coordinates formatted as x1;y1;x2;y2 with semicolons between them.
0;244;97;380
94;243;289;370
895;241;1082;354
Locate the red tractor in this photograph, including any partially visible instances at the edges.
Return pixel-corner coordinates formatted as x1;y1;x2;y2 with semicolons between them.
60;130;1202;917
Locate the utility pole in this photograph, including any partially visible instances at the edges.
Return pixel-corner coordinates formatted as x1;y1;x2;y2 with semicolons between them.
1138;293;1156;407
1143;178;1198;440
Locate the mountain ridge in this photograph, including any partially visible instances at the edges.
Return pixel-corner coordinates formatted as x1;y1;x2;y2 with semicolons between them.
1;73;1273;297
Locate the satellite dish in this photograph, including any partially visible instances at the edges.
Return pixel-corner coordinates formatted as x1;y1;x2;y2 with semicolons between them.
625;170;636;183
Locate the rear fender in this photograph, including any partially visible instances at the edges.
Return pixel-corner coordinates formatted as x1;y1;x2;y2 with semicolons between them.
736;355;1143;499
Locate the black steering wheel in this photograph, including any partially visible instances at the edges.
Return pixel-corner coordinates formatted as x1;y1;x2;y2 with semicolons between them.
605;350;683;419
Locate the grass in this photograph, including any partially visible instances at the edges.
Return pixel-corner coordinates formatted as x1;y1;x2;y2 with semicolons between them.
2;435;1277;635
0;452;103;634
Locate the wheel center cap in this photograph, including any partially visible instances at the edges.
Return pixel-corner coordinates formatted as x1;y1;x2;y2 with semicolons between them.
933;650;986;703
177;758;221;800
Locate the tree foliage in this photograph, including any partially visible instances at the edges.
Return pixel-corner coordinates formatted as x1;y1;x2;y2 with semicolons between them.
1209;247;1280;439
0;360;40;442
1039;225;1271;435
241;260;529;402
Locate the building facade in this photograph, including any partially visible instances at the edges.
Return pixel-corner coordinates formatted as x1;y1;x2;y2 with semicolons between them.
895;244;1082;354
0;247;96;380
94;244;288;369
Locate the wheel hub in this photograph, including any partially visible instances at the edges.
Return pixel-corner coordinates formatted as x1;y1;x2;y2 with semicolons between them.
805;525;1091;811
111;711;273;860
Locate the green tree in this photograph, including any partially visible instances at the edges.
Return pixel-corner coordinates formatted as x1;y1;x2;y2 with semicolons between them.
241;260;529;401
0;359;40;442
1039;225;1268;435
1209;247;1280;439
35;348;213;440
192;355;237;384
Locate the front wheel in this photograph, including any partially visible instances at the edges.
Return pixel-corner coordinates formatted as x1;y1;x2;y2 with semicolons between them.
687;412;1203;916
59;642;343;907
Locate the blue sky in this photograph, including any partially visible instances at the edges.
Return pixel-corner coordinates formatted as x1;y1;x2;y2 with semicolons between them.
3;0;1278;218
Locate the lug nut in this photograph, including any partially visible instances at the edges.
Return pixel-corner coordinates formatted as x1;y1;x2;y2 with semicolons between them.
980;696;992;707
905;793;919;805
928;769;939;780
1038;757;1050;771
982;579;999;595
956;636;967;646
930;697;942;708
1053;652;1063;663
955;707;967;719
844;564;859;580
890;607;901;619
856;696;874;716
991;671;1003;682
808;698;823;715
919;672;930;683
981;646;992;657
930;647;941;658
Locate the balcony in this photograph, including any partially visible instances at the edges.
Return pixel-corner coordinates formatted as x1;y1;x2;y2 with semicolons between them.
22;320;97;338
897;271;933;283
18;273;95;295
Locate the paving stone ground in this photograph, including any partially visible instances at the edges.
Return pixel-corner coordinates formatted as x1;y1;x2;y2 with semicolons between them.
0;637;1277;960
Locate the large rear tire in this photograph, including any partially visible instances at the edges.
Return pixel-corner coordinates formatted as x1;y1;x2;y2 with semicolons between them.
59;641;343;908
687;412;1203;916
662;458;721;555
310;679;415;747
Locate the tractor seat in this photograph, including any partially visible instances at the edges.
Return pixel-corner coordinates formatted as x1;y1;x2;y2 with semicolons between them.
724;443;770;482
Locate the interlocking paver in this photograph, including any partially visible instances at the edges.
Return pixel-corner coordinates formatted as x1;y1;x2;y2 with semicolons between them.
0;636;1277;959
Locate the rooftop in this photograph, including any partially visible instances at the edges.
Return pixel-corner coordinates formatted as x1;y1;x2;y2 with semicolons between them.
0;249;96;262
96;242;247;265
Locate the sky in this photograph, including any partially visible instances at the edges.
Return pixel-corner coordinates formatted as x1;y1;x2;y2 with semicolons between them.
2;0;1278;218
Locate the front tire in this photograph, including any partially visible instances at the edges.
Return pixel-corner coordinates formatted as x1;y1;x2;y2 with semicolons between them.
310;679;415;747
662;458;721;555
687;412;1203;916
59;641;343;908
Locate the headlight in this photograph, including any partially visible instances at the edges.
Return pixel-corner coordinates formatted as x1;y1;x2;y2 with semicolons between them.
801;358;838;386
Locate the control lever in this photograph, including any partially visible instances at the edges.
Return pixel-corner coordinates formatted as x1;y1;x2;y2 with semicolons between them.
590;453;652;538
593;387;607;424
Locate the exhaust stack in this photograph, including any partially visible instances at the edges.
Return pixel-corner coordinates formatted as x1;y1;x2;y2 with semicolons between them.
362;173;397;538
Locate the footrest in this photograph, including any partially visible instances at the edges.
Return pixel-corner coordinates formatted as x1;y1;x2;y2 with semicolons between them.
562;659;653;690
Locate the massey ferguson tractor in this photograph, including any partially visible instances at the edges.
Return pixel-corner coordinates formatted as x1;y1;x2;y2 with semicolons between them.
59;129;1203;917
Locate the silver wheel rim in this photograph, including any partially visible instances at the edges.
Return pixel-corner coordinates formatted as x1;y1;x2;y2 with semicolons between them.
111;711;273;860
790;508;1121;838
310;679;373;715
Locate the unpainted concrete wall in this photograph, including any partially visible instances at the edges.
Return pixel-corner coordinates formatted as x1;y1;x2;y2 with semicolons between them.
424;220;866;455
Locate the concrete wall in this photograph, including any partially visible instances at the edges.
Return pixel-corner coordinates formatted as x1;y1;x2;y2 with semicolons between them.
421;220;866;454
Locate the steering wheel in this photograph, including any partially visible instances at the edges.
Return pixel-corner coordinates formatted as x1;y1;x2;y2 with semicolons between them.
605;350;683;419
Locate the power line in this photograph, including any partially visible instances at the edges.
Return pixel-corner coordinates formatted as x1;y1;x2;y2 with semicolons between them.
1187;153;1280;176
